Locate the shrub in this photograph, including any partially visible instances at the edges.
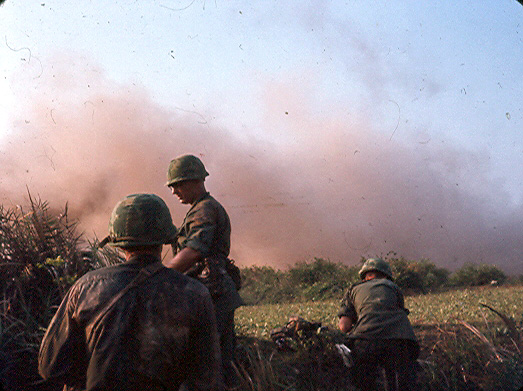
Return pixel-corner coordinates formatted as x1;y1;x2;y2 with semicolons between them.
240;259;359;305
288;258;344;286
0;195;92;390
449;263;507;287
288;258;358;301
240;266;291;305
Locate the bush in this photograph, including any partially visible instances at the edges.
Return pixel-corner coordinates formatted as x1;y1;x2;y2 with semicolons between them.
240;266;292;305
0;195;100;390
288;258;344;286
449;263;507;287
240;259;359;305
288;258;358;301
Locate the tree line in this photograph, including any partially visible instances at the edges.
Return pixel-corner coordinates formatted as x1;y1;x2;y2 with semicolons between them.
239;255;510;305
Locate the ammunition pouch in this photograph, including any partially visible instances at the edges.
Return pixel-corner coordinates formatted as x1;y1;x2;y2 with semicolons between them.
188;257;227;298
186;257;242;296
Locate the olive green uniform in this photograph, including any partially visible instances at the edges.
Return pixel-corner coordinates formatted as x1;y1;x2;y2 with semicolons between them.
175;192;243;385
338;278;419;391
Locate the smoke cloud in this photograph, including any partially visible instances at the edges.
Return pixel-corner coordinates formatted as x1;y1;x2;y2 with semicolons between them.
2;57;522;273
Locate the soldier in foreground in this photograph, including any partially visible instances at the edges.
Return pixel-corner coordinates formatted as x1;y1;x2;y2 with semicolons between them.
163;154;243;387
38;193;222;391
338;258;419;391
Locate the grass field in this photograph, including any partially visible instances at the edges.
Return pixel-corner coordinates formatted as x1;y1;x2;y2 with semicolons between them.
236;285;523;338
233;286;523;390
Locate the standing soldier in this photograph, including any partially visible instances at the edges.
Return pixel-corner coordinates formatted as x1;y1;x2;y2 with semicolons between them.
39;194;222;391
163;154;243;387
338;258;419;391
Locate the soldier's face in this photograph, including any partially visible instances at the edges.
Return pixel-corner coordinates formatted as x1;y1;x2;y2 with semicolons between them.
170;181;196;204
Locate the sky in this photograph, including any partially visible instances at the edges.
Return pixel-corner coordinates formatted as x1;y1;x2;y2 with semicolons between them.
1;1;522;273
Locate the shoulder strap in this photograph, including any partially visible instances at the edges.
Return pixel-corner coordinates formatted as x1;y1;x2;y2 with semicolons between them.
92;262;165;328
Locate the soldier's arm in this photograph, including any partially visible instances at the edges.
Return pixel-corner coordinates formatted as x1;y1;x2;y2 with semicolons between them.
163;246;202;272
39;286;86;388
164;202;218;272
182;202;218;256
338;316;354;333
337;287;357;333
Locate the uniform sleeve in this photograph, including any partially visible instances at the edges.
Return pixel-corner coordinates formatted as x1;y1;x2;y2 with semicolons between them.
38;285;87;388
184;289;223;391
183;201;218;256
337;287;357;321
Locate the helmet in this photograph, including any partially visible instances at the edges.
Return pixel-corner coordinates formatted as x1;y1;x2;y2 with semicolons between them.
106;193;177;248
358;258;393;280
165;154;209;186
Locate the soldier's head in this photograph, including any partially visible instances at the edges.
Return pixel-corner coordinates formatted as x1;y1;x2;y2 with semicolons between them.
166;154;208;204
359;258;393;281
103;193;177;259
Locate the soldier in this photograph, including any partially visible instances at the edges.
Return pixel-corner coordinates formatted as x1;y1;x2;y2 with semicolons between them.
163;154;243;387
38;194;222;391
338;258;419;391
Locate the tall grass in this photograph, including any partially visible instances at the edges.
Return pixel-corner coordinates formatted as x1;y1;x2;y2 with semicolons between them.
0;194;82;389
0;193;122;390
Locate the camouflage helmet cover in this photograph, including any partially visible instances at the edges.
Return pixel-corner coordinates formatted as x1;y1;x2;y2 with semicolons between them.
166;154;209;186
107;193;177;248
358;258;393;280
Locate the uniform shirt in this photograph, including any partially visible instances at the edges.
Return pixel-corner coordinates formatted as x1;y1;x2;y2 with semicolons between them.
176;192;230;259
38;254;222;391
338;278;417;341
176;192;242;312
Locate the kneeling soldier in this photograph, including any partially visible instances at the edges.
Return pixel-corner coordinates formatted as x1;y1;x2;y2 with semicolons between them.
338;258;419;391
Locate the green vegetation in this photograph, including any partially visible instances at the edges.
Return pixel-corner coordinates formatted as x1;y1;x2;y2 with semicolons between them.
0;195;84;390
239;259;358;305
0;195;121;390
387;254;450;293
239;254;506;305
1;197;521;390
448;262;508;287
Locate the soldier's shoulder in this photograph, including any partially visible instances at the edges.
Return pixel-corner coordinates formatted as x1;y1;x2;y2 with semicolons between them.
156;268;211;299
341;281;363;298
193;194;228;219
74;263;120;285
200;193;224;209
381;278;400;289
64;265;124;300
349;280;365;290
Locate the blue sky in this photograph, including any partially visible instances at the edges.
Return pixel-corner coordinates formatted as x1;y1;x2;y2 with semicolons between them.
1;1;522;271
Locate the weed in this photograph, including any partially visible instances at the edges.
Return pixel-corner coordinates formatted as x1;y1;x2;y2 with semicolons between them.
0;194;86;390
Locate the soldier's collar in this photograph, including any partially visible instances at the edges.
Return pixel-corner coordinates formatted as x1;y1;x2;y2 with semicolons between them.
191;191;210;206
126;253;162;266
